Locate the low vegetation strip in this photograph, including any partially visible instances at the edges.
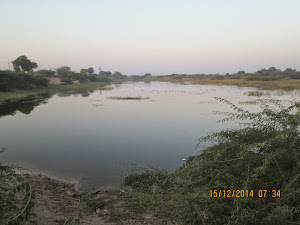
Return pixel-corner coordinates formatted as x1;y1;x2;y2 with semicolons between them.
188;78;300;90
107;96;150;100
1;56;300;104
1;55;300;104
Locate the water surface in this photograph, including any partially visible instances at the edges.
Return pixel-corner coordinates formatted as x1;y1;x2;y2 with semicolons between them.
0;82;297;190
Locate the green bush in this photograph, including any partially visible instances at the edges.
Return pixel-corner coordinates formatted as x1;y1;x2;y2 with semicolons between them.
0;76;9;91
125;170;174;191
0;71;49;91
33;75;50;87
37;69;55;77
97;76;111;82
68;72;87;82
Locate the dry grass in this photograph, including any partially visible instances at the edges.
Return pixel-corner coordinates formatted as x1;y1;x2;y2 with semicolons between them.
150;77;300;90
49;77;61;84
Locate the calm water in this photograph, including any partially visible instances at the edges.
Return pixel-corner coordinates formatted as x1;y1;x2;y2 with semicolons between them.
0;82;298;190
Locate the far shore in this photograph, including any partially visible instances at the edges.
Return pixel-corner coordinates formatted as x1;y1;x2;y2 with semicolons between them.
1;78;300;103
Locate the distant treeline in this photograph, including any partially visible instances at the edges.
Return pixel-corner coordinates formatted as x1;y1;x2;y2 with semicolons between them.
22;66;300;82
46;66;124;83
1;55;300;92
159;67;300;80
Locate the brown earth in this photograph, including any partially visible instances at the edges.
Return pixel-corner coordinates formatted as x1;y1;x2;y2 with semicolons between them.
22;174;166;225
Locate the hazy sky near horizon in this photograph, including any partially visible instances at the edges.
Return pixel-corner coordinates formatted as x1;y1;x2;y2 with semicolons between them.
1;0;300;75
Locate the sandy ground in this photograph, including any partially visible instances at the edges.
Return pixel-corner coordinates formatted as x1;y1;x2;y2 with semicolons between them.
49;77;61;84
22;174;163;225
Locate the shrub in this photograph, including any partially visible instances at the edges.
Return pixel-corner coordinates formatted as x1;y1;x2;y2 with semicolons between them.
174;98;300;224
125;170;174;191
37;69;55;77
88;74;100;82
97;76;111;82
0;71;49;91
33;75;49;87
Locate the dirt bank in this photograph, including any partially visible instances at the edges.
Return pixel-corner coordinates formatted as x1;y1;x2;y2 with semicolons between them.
22;174;163;225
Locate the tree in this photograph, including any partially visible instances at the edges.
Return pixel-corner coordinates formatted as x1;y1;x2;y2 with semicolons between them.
112;71;123;79
285;68;295;73
104;71;112;77
99;71;106;76
257;69;267;74
98;71;113;77
69;71;87;82
56;66;71;78
284;68;300;79
87;67;94;75
268;66;277;72
11;55;38;72
80;69;88;75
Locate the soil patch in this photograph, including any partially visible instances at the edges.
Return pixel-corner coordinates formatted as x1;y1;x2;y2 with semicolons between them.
22;174;164;225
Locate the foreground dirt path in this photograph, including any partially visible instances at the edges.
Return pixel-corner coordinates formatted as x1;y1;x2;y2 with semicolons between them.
23;174;107;225
22;174;163;225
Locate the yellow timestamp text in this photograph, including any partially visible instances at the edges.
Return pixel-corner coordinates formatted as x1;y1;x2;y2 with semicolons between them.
209;189;281;198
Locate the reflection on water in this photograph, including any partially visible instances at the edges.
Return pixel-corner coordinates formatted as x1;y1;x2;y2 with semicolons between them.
0;94;52;117
0;82;297;190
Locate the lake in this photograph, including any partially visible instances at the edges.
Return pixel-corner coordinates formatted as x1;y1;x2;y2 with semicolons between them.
0;82;298;190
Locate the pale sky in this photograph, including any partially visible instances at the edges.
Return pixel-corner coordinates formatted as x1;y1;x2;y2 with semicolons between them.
1;0;300;75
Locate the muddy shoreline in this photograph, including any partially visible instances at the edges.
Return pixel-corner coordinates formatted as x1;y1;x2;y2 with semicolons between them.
22;173;161;225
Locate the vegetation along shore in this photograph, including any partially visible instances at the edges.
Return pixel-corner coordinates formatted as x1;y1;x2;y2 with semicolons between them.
1;55;300;104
